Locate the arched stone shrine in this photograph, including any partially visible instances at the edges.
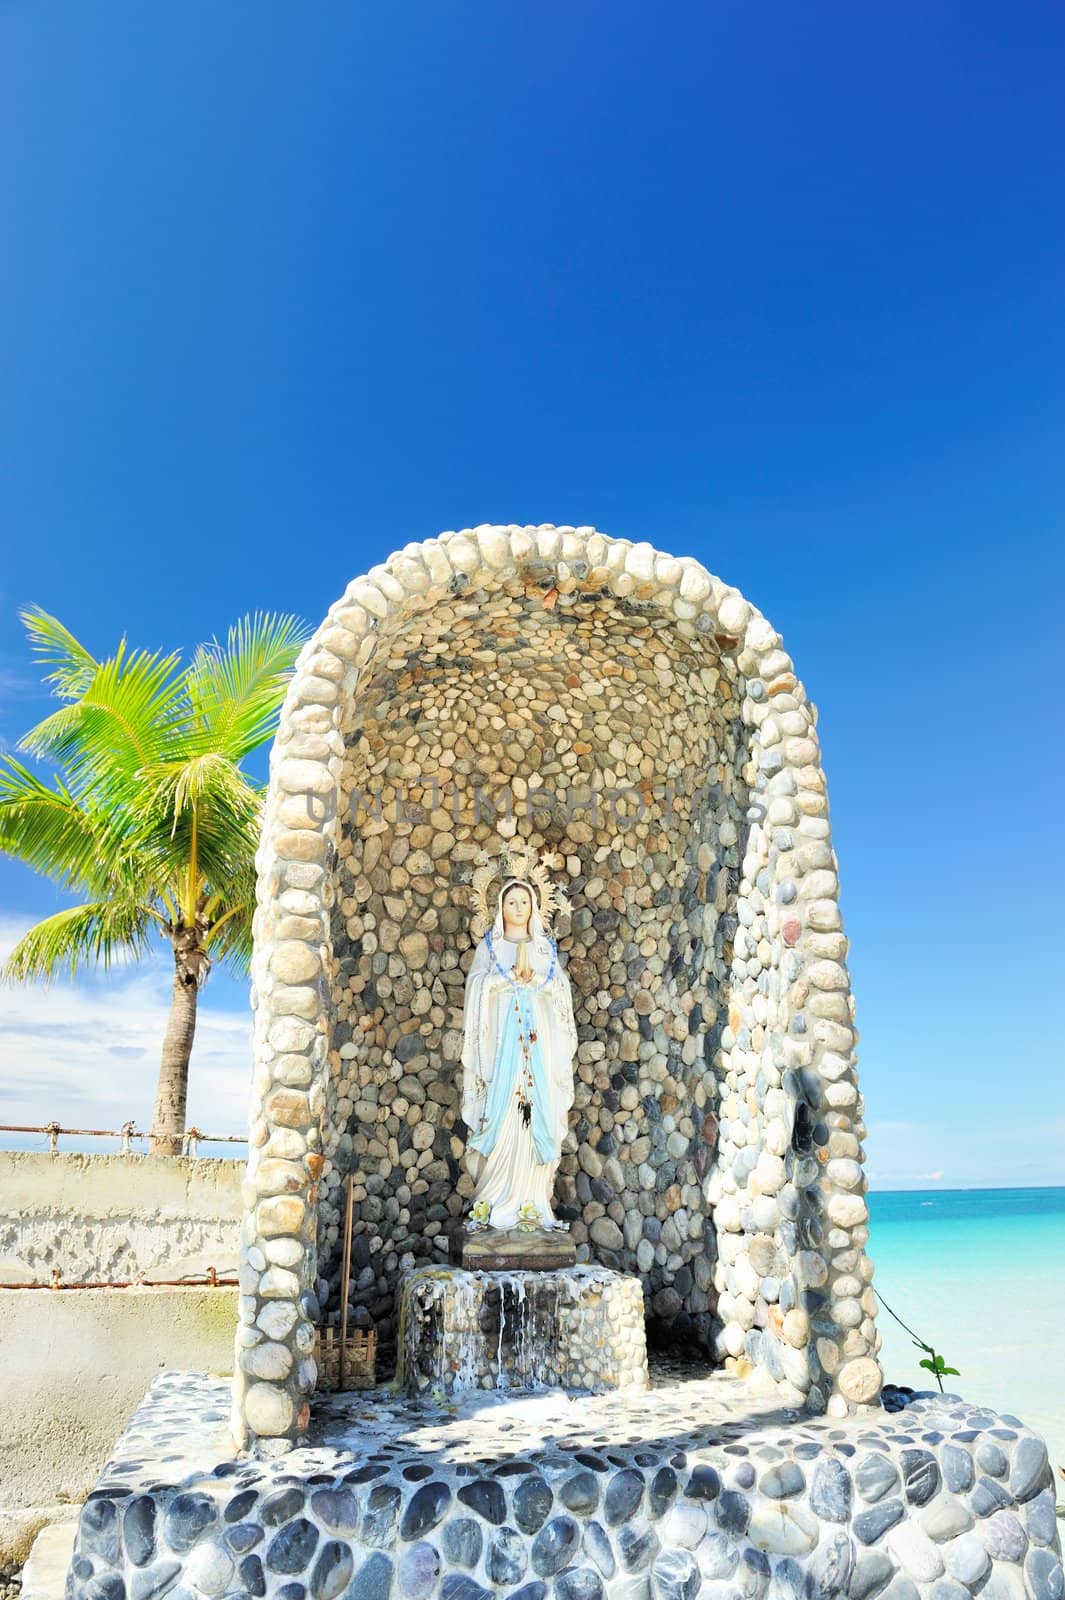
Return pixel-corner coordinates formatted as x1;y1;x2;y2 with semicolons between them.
233;524;881;1452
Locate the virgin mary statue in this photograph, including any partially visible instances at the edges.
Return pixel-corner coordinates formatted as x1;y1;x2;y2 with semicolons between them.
461;873;578;1231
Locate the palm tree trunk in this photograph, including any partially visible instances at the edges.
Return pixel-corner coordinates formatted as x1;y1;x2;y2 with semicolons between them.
149;953;200;1155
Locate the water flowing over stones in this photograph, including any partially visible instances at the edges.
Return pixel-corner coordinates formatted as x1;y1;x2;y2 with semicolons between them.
397;1265;648;1395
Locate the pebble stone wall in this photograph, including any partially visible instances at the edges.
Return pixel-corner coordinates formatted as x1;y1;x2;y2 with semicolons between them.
234;525;880;1453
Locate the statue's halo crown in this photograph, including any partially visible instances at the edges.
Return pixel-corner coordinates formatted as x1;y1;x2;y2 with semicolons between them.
469;841;570;939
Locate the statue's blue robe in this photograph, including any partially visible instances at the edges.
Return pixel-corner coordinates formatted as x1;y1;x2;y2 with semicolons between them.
469;986;556;1165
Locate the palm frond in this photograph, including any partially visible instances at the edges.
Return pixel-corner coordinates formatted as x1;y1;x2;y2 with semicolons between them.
0;757;130;892
19;606;99;700
135;752;260;832
206;897;255;973
1;899;159;983
20;642;187;805
184;612;311;759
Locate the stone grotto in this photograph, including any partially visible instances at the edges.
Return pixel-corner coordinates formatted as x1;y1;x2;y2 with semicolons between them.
64;526;1061;1600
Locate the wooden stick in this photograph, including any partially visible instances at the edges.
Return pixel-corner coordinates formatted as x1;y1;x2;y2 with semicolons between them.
339;1172;355;1390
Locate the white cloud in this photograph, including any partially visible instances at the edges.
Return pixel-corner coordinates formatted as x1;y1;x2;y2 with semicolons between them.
0;911;252;1151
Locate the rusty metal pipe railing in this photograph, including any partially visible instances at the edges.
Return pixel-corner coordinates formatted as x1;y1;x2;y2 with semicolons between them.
0;1121;247;1155
0;1265;238;1290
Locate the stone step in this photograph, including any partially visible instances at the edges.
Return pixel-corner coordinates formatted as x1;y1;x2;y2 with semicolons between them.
19;1521;76;1600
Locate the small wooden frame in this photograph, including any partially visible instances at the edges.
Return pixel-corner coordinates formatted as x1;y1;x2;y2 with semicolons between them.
314;1325;377;1392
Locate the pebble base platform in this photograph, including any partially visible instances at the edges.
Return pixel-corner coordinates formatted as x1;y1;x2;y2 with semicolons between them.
66;1368;1061;1600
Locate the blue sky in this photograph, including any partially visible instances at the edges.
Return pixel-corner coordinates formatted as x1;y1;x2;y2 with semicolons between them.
1;1;1062;1186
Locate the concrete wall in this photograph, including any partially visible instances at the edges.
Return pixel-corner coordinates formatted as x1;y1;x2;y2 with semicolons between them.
0;1152;242;1285
0;1285;238;1568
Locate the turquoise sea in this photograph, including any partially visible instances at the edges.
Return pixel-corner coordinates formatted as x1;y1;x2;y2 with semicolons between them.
868;1186;1065;1486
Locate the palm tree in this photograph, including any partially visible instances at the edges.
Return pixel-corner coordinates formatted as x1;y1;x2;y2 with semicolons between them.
0;607;310;1154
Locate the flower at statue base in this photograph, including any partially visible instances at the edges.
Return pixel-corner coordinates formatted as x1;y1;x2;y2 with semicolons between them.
517;1204;542;1232
466;1199;491;1232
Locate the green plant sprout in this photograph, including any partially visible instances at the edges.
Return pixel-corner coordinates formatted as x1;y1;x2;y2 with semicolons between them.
874;1290;960;1393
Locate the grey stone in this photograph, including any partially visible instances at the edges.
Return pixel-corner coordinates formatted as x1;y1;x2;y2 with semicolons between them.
130;1563;181;1600
854;1499;905;1545
929;1582;970;1600
1009;1436;1050;1502
880;1580;919;1600
810;1459;852;1523
605;1470;646;1526
685;1465;721;1501
309;1541;353;1600
982;1509;1027;1563
617;1521;660;1573
887;1520;943;1581
310;1489;359;1534
919;1494;972;1541
809;1531;855;1600
514;1475;553;1534
651;1548;701;1600
1025;1488;1059;1546
531;1515;580;1577
555;1570;606;1600
82;1572;127;1600
855;1455;899;1505
978;1567;1028;1600
456;1477;505;1525
162;1495;217;1556
760;1462;806;1499
659;1502;706;1550
441;1517;482;1569
265;1519;319;1576
261;1488;305;1526
486;1525;526;1586
223;1490;259;1525
941;1445;974;1495
560;1471;601;1515
698;1533;741;1578
1026;1550;1065;1600
361;1485;401;1547
401;1481;452;1539
649;1467;678;1518
770;1555;807;1600
970;1476;1013;1517
396;1542;441;1600
976;1443;1008;1479
238;1555;266;1598
123;1499;156;1568
439;1576;490;1600
946;1534;990;1588
848;1553;894;1600
715;1490;751;1538
225;1523;262;1548
899;1449;940;1507
739;1548;771;1600
582;1518;617;1579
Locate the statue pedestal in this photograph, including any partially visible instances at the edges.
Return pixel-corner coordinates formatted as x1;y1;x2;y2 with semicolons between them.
397;1264;649;1396
460;1226;576;1272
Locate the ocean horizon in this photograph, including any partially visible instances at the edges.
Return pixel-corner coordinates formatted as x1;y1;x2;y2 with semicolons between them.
867;1184;1065;1489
